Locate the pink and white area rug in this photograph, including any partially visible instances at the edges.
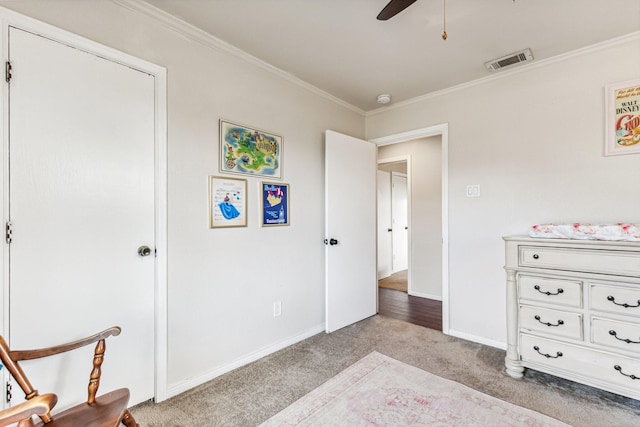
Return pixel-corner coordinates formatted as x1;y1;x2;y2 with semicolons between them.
260;352;569;427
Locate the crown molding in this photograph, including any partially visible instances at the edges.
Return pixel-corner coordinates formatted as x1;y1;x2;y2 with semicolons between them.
110;0;639;117
367;30;640;117
110;0;365;116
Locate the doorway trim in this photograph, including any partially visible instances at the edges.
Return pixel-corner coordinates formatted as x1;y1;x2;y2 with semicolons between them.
370;123;449;334
377;156;412;294
0;8;169;402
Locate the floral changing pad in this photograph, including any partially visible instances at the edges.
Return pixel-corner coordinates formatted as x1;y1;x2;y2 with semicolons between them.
529;223;640;242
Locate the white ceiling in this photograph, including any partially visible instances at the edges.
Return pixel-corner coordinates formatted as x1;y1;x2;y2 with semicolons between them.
143;0;640;112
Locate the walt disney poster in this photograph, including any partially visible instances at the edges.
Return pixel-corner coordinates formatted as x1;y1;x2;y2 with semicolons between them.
261;182;289;227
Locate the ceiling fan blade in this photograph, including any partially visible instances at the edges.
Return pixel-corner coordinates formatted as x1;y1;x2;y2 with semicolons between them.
377;0;418;20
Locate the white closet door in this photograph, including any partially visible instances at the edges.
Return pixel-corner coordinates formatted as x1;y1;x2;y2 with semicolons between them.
8;27;155;407
392;173;408;272
377;170;392;279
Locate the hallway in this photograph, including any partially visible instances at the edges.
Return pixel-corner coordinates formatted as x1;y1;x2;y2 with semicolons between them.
378;270;442;330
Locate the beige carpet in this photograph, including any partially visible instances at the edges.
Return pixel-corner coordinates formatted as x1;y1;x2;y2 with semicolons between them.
378;269;407;292
130;316;640;426
261;352;569;426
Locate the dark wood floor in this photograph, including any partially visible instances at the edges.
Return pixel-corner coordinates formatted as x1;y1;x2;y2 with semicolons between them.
378;287;442;331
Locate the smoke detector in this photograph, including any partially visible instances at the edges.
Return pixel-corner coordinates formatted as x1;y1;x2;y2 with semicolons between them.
485;48;533;72
376;94;392;104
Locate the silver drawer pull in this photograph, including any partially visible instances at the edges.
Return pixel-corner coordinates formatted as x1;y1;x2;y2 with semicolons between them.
534;285;564;296
606;295;640;309
609;330;640;344
533;345;563;359
534;315;564;327
614;365;640;380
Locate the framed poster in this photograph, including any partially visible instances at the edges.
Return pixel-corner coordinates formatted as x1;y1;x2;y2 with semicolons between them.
261;182;289;227
220;119;282;178
605;79;640;156
209;176;247;228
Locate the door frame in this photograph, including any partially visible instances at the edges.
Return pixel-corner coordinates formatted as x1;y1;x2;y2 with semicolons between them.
377;156;411;293
370;123;449;334
0;8;169;402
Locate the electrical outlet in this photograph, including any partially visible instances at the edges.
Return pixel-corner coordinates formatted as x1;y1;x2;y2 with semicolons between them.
273;301;282;317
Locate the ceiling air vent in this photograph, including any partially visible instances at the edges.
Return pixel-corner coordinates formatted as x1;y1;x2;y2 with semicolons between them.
485;48;533;72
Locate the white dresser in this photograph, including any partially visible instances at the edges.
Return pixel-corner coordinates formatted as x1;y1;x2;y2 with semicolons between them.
504;236;640;399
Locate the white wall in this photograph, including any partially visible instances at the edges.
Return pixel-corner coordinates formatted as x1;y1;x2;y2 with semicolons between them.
0;0;364;397
366;34;640;346
4;0;639;395
378;137;442;299
378;162;407;174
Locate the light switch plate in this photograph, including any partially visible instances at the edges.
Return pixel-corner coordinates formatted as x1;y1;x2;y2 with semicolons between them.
466;185;480;198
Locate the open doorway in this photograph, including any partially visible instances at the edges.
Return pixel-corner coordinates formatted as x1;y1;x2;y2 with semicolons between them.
377;162;408;292
374;129;446;332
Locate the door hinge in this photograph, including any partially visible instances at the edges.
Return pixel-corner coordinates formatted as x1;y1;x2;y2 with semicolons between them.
5;221;12;244
5;381;11;404
5;61;11;83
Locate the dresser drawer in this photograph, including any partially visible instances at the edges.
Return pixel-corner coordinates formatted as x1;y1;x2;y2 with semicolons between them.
591;283;640;318
518;275;582;307
519;246;640;276
592;317;640;354
520;334;640;395
520;305;582;340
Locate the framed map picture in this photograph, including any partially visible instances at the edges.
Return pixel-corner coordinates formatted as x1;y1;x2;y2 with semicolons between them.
261;182;289;227
209;176;247;228
220;120;282;178
605;79;640;156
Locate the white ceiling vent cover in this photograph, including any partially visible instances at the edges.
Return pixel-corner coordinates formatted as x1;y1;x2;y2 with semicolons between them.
485;48;533;72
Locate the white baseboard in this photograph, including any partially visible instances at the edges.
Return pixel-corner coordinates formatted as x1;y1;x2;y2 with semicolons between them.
378;270;392;280
163;324;506;401
165;323;325;400
447;329;507;350
408;290;442;301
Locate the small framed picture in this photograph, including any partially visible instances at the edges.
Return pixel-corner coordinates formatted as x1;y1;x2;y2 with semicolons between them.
261;182;289;227
220;119;283;178
605;79;640;156
209;176;247;228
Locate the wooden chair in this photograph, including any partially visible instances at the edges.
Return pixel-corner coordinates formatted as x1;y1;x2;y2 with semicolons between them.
0;327;138;427
0;393;57;427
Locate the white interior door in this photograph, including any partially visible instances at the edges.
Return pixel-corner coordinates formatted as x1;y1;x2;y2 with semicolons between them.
391;173;408;272
8;27;155;408
325;130;377;333
377;170;392;279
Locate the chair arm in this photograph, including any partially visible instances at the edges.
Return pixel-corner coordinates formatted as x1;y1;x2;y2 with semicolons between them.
9;327;121;361
0;393;57;426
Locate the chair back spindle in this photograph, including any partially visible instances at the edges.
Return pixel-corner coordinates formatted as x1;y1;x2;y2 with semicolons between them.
88;339;106;405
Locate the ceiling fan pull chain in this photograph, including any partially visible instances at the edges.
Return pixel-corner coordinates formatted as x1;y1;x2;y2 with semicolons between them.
442;0;448;40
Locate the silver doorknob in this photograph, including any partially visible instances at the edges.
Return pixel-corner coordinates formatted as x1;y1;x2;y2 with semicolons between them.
138;246;152;257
